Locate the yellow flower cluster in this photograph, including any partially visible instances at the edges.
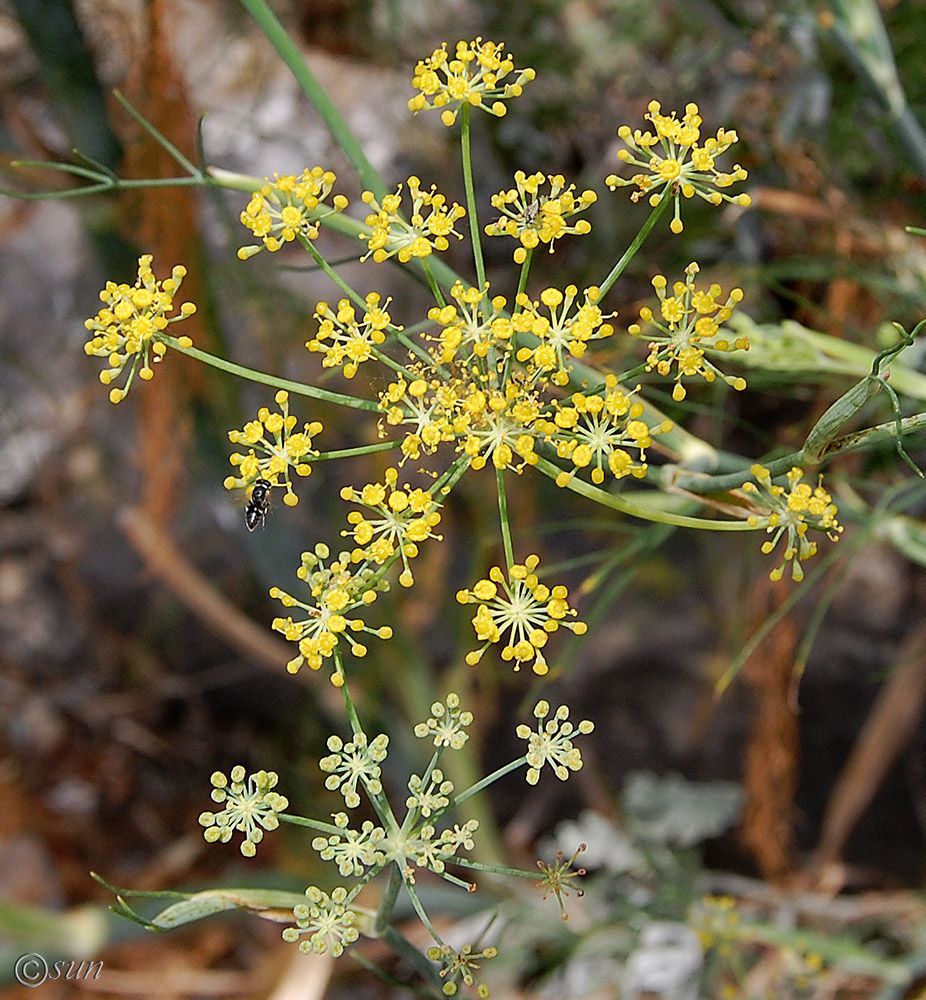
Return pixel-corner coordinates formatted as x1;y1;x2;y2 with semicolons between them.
456;554;587;675
360;176;465;263
742;465;843;581
270;543;393;682
238;167;348;257
224;390;321;506
306;292;396;378
629;262;748;401
512;284;615;385
427;282;513;363
83;254;196;403
606;100;751;233
198;766;288;858
485;171;596;262
319;732;389;808
408;37;536;126
541;376;671;486
516;699;595;784
378;286;669;480
339;468;442;587
427;942;498;998
283;886;360;957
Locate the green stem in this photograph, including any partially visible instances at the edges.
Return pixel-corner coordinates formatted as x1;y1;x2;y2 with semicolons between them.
301;234;367;311
278;814;352;836
431;453;473;498
495;468;515;569
516;249;533;298
374;865;404;936
163;337;380;411
597;197;670;298
448;756;527;809
112;89;203;177
379;925;445;990
421;259;447;308
671;409;926;495
403;880;446;947
237;0;388;201
459;104;486;291
533;455;755;529
336;669;401;831
313;441;401;462
338;663;365;736
449;857;543;879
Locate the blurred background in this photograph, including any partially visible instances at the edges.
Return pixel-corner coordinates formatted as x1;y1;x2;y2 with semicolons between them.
3;0;926;997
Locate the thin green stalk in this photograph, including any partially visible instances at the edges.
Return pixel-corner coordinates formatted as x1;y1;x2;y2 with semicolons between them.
597;197;670;298
421;259;447;308
313;441;401;462
449;756;527;809
112;89;202;177
403;880;446;947
337;658;365;736
516;249;533;298
163;337;380;411
495;468;515;569
533;455;755;529
380;925;445;989
450;857;545;879
301;234;368;311
237;0;388;201
459;104;486;291
374;865;404;936
279;814;352;836
432;453;473;496
714;543;843;696
4;166;208;200
672;409;926;495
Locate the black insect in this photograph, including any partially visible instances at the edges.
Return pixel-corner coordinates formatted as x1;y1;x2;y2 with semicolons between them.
245;478;273;531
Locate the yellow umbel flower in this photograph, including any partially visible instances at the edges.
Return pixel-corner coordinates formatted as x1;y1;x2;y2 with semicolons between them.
485;171;596;263
742;465;843;582
606;100;751;234
629;262;748;401
319;732;389;808
270;543;393;681
516;700;594;785
456;554;587;675
83;254;196;403
224;390;321;507
426;942;498;998
541;376;673;486
378;370;456;463
340;468;442;587
237;167;348;257
282;886;360;957
456;374;545;473
360;177;465;263
198;766;288;858
306;292;397;378
512;284;615;385
408;38;535;127
427;282;513;364
414;693;474;749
